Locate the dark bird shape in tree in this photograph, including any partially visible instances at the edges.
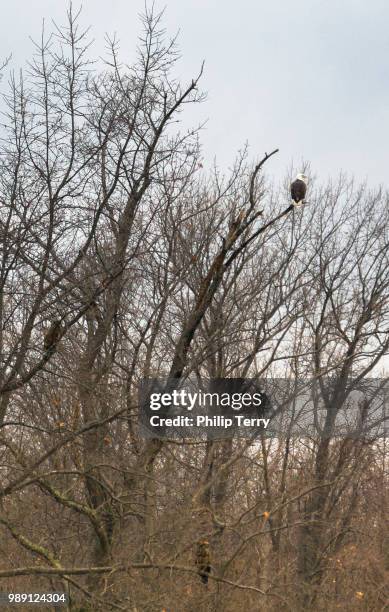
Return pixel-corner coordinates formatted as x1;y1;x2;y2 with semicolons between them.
196;539;211;584
84;300;100;322
43;320;62;351
291;173;308;208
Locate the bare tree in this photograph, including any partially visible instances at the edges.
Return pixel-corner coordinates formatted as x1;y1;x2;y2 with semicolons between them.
0;6;387;612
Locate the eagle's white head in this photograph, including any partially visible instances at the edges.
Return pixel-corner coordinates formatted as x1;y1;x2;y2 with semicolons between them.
295;173;308;184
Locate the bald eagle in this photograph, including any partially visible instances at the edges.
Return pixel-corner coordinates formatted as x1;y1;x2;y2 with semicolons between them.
291;174;308;208
196;539;211;584
43;320;62;351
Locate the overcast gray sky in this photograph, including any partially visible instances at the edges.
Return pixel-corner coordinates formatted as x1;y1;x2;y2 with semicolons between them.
1;0;389;187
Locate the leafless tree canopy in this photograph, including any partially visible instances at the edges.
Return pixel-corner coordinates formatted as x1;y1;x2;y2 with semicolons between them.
0;7;388;612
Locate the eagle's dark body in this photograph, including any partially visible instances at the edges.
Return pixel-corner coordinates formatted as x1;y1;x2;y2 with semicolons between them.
291;178;307;205
43;320;62;350
196;540;211;584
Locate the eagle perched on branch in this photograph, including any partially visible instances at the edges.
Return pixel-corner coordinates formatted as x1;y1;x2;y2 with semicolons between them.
291;174;308;208
43;320;62;351
195;539;211;584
